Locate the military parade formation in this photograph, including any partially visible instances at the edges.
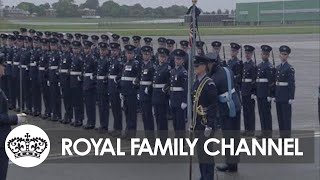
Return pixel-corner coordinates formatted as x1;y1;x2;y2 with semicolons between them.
0;27;296;179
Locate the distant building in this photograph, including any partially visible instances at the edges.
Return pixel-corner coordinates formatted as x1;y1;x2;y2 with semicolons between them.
45;8;56;17
184;14;235;26
3;6;29;18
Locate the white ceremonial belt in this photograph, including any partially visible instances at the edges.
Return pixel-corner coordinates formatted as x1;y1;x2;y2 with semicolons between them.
256;78;268;83
219;88;236;98
70;71;81;75
276;82;288;86
170;87;184;92
153;84;165;88
97;76;105;80
30;62;37;66
49;66;58;70
13;62;20;65
6;61;12;65
39;67;45;71
84;73;93;77
60;69;69;73
242;78;252;83
121;77;136;81
140;81;152;86
21;65;28;69
108;75;117;79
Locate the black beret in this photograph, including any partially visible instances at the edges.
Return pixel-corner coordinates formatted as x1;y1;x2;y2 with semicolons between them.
49;38;59;44
29;29;36;34
110;42;120;49
143;37;152;43
33;36;41;42
72;40;82;48
83;40;93;47
132;35;141;41
91;35;99;41
121;36;130;42
196;41;205;48
279;45;291;54
41;38;49;44
82;34;89;40
112;34;120;40
157;48;170;56
61;39;71;45
44;31;51;36
158;37;166;43
8;35;16;41
98;42;108;48
13;31;20;36
180;40;189;47
173;49;187;57
261;45;272;52
101;34;109;40
244;45;255;52
20;28;27;33
0;34;8;39
211;41;222;47
230;42;241;50
36;31;43;37
141;46;153;53
66;33;74;39
16;35;25;41
75;33;82;39
194;55;209;65
166;39;175;45
124;44;136;51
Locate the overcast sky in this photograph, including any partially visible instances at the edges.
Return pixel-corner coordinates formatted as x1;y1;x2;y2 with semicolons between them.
2;0;238;12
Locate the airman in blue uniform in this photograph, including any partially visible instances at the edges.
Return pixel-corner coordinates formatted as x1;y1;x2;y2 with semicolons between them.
275;45;295;138
74;33;82;41
192;56;217;180
48;38;62;121
21;36;33;114
70;41;84;127
82;40;97;129
154;37;167;65
152;48;171;138
209;54;241;173
12;35;24;111
29;36;42;116
132;36;142;61
170;49;188;137
227;42;243;95
59;39;73;124
139;46;155;138
256;45;275;138
5;35;16;109
121;36;130;61
166;39;176;69
66;33;73;41
196;41;206;57
210;41;223;66
111;34;120;43
0;34;9;99
120;44;141;139
179;40;190;70
241;45;257;136
101;34;109;43
39;38;51;119
108;42;124;137
96;42;110;133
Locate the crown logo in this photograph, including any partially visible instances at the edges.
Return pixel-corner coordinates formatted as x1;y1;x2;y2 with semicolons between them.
7;133;48;159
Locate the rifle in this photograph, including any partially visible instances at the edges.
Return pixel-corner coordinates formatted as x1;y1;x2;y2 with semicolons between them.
254;50;257;65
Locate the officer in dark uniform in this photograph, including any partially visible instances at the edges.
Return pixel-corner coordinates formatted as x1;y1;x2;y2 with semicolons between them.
0;34;9;97
74;33;82;41
152;48;171;138
59;39;73;124
81;34;89;43
256;45;275;138
36;31;43;37
96;42;110;133
70;41;84;127
66;33;73;41
21;36;33;114
108;42;124;137
170;49;188;137
210;41;223;66
5;35;16;109
101;34;109;43
82;40;97;129
179;40;190;70
166;39;176;69
29;36;42;116
121;36;130;61
228;43;243;95
44;31;52;38
275;45;295;138
20;28;27;35
192;55;217;180
241;45;257;136
139;46;155;138
48;37;61;121
143;37;153;47
196;41;206;57
132;36;142;61
39;38;51;119
0;53;27;180
153;37;166;65
120;44;141;139
111;34;120;43
209;54;241;172
12;35;24;111
91;35;100;58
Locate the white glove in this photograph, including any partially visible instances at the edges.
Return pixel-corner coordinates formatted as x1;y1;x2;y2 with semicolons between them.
17;113;27;124
120;94;124;101
47;81;50;86
204;126;212;138
272;98;276;102
267;97;272;102
144;87;149;95
114;78;117;84
77;76;81;81
58;82;61;87
289;99;294;104
161;87;166;93
90;75;94;80
251;94;256;100
181;103;187;110
168;100;171;107
137;94;140;100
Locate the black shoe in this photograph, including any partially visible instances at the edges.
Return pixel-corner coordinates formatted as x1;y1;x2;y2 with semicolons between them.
96;127;108;134
121;133;128;140
216;164;238;172
83;125;95;130
33;112;40;117
74;122;83;127
50;117;58;122
111;130;121;137
70;122;75;126
241;131;255;137
62;120;71;124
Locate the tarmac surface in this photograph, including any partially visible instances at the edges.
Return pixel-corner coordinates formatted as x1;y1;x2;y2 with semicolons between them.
6;34;320;180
